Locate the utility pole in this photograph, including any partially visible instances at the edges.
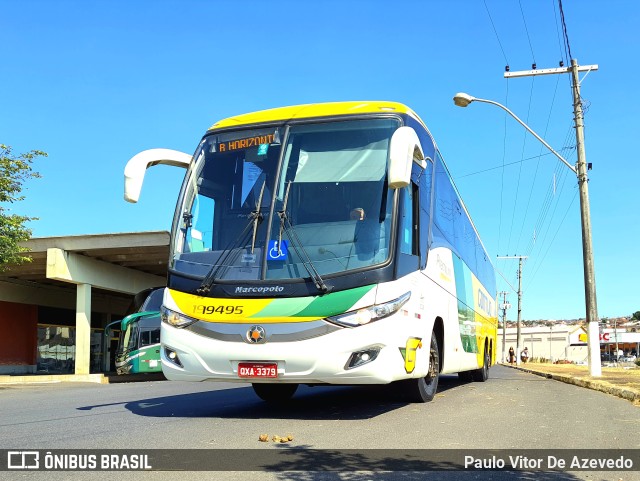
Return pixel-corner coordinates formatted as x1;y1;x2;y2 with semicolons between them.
498;256;527;365
504;59;602;376
499;291;510;363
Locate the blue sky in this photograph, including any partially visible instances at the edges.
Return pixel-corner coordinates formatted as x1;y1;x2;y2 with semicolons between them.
2;0;638;321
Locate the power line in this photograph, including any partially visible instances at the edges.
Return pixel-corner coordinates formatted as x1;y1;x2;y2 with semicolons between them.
483;0;510;67
558;0;573;61
523;146;569;256
514;74;562;251
505;76;536;257
482;0;511;256
523;162;569;261
519;0;537;66
497;81;510;257
525;125;576;260
523;167;565;257
455;151;556;179
501;116;576;290
522;127;576;277
483;1;568;283
552;0;567;66
499;97;577;288
495;265;518;294
524;189;578;291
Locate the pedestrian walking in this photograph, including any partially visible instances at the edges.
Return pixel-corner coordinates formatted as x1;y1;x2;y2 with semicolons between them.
508;346;515;365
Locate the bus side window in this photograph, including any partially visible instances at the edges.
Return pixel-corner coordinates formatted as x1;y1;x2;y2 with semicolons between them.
140;329;160;347
150;329;160;345
418;160;433;269
400;184;418;256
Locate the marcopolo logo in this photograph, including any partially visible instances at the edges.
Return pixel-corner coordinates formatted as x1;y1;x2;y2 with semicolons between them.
234;286;284;295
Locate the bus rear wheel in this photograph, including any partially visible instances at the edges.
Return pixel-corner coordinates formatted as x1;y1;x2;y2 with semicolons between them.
471;345;490;382
401;331;440;403
252;383;298;402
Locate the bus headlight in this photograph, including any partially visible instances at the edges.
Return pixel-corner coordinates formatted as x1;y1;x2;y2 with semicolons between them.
161;306;197;328
327;292;411;328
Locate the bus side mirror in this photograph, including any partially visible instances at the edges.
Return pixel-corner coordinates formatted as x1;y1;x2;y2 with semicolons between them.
388;127;425;189
124;148;192;203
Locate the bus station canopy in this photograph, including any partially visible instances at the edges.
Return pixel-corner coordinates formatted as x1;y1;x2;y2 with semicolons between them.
0;231;169;314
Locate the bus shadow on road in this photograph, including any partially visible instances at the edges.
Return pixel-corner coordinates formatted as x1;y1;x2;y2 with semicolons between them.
179;447;587;481
267;463;585;481
78;374;472;420
263;450;586;481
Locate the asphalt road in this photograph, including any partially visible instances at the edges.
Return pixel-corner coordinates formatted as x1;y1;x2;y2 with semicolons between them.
0;365;638;481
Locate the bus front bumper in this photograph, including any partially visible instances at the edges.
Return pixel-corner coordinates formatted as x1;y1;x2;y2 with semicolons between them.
159;321;430;385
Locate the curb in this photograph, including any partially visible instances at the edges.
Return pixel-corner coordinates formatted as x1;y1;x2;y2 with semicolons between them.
0;373;107;385
510;365;640;403
0;372;166;385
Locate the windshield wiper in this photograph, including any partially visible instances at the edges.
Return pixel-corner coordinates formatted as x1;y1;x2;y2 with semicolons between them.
277;181;329;294
196;182;266;295
250;181;266;254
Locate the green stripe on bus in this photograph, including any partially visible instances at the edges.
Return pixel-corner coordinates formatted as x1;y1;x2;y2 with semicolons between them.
253;296;316;318
452;254;478;353
294;285;375;318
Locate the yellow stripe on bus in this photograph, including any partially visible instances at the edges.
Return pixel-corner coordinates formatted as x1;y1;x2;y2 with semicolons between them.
209;101;415;130
167;289;322;324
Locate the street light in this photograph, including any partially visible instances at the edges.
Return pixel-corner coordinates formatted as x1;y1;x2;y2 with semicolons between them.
452;94;575;173
453;91;602;377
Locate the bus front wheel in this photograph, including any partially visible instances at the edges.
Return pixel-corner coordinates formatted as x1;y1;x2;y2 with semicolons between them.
400;331;440;403
252;383;298;403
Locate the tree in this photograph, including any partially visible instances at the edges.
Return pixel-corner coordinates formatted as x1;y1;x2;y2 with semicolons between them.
632;311;640;321
0;144;47;271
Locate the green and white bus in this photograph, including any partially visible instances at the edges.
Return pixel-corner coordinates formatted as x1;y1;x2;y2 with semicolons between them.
124;101;497;402
114;288;163;375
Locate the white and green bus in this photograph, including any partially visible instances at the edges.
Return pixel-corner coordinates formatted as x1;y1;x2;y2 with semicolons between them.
114;288;163;375
124;101;497;402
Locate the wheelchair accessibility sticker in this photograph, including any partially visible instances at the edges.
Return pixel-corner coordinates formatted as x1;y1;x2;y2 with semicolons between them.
267;240;289;261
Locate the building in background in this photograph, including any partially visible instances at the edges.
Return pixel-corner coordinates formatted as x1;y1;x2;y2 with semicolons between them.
497;324;640;364
0;232;169;375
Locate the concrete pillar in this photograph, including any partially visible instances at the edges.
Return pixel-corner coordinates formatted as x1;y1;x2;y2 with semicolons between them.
75;283;92;375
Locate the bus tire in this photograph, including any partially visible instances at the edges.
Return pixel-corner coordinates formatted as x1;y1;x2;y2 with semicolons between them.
401;331;440;403
252;383;298;402
471;344;490;382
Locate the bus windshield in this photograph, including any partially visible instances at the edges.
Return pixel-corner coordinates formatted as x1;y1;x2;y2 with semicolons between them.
171;118;399;282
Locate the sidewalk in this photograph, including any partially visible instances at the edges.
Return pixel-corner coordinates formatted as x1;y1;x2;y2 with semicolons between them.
0;372;166;385
506;362;640;405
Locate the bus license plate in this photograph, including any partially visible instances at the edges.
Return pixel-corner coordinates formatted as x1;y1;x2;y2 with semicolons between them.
238;363;278;378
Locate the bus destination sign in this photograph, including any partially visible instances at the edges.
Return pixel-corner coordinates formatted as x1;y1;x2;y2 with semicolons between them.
218;134;275;152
